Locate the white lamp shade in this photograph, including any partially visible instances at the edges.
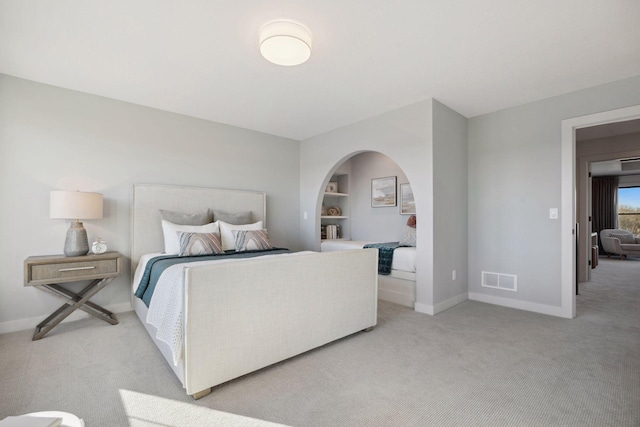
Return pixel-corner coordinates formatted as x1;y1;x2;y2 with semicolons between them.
260;21;312;66
50;191;103;220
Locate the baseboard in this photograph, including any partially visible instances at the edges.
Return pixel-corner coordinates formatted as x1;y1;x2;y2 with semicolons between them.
414;293;468;315
0;302;133;335
414;302;434;315
433;293;468;314
468;292;565;317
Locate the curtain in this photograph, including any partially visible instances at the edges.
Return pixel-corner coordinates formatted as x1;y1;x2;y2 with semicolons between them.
592;176;618;254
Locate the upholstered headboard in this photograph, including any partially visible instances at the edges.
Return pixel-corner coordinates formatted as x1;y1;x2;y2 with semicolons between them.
130;184;266;276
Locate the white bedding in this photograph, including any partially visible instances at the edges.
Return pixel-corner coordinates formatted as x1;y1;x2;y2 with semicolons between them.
133;251;315;366
320;240;416;274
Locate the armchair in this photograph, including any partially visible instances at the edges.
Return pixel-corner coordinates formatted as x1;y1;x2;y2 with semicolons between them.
599;229;640;259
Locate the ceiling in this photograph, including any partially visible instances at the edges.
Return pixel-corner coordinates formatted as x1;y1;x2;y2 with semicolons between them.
583;119;640;177
576;118;640;142
1;1;640;141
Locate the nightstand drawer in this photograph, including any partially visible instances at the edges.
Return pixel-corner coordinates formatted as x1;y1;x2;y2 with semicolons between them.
30;258;118;282
25;252;122;286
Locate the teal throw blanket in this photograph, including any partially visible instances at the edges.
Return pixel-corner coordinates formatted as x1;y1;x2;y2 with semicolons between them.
363;242;404;275
135;248;290;307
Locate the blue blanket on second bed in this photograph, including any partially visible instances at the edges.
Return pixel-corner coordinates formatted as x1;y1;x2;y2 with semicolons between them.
134;248;290;307
363;242;404;275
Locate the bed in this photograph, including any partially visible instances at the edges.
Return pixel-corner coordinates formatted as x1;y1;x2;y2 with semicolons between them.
321;240;416;308
131;184;378;399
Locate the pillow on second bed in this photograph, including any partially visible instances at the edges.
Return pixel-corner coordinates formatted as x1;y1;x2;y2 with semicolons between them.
399;226;417;247
219;220;264;251
161;220;220;254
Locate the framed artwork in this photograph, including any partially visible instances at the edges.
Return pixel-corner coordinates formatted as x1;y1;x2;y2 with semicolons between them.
325;182;338;193
400;183;415;215
371;176;397;207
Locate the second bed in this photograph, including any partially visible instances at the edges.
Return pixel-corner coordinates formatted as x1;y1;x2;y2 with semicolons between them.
321;240;416;307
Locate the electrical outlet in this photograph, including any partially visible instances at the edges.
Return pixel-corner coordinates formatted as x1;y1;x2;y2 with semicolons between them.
303;212;307;220
452;269;456;281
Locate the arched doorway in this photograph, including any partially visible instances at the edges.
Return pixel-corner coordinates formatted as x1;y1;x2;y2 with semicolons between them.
317;150;417;307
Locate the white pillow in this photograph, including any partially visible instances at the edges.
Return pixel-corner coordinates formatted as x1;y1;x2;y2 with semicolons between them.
161;220;219;254
399;225;417;247
219;220;264;251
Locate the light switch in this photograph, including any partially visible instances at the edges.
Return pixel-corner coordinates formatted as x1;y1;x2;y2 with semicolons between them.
549;208;558;219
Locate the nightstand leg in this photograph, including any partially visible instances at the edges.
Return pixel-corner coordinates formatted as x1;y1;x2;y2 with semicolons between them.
47;283;119;325
33;277;117;340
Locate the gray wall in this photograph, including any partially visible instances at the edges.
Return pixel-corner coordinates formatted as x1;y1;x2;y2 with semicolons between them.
300;99;468;314
350;152;409;242
468;75;640;312
300;100;435;310
0;74;300;332
432;101;468;307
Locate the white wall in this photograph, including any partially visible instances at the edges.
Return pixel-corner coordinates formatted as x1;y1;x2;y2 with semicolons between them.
350;152;409;242
467;75;640;314
0;74;300;332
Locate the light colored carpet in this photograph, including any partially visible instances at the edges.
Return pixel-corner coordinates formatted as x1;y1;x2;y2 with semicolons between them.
1;258;638;426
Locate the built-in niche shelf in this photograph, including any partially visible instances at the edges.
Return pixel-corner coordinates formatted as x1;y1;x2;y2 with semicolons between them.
321;174;350;240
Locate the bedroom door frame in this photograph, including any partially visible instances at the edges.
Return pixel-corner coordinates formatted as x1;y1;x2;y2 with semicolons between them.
560;104;640;319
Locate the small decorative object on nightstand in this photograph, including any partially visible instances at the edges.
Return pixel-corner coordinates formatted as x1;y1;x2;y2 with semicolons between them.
50;190;103;257
24;251;122;340
91;238;108;254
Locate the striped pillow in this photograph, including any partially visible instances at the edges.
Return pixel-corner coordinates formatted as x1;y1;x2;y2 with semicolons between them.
178;232;223;256
233;229;272;252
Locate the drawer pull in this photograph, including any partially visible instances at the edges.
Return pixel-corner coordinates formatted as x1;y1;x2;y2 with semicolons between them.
58;266;96;272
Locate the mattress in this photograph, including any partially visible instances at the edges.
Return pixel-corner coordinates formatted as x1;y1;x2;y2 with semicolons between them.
320;240;416;274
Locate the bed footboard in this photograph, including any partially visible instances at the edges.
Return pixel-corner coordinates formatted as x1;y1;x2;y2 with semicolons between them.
182;249;378;396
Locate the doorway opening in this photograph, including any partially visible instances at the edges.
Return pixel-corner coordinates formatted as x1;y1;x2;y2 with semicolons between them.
561;105;640;318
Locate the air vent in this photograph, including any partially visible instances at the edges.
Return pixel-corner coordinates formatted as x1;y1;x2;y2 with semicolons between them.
620;158;640;172
481;271;517;292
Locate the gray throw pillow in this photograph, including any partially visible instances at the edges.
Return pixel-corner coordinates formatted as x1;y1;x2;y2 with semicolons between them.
212;210;252;225
160;209;212;225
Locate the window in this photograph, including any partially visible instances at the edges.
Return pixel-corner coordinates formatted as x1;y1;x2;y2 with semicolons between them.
618;186;640;235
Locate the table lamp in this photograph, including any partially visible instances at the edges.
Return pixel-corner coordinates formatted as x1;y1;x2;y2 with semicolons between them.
50;190;103;256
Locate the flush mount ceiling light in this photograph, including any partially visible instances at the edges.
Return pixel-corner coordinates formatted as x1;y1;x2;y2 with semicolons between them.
259;20;312;66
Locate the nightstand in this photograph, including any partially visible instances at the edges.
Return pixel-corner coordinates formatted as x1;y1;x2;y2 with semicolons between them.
24;251;122;340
